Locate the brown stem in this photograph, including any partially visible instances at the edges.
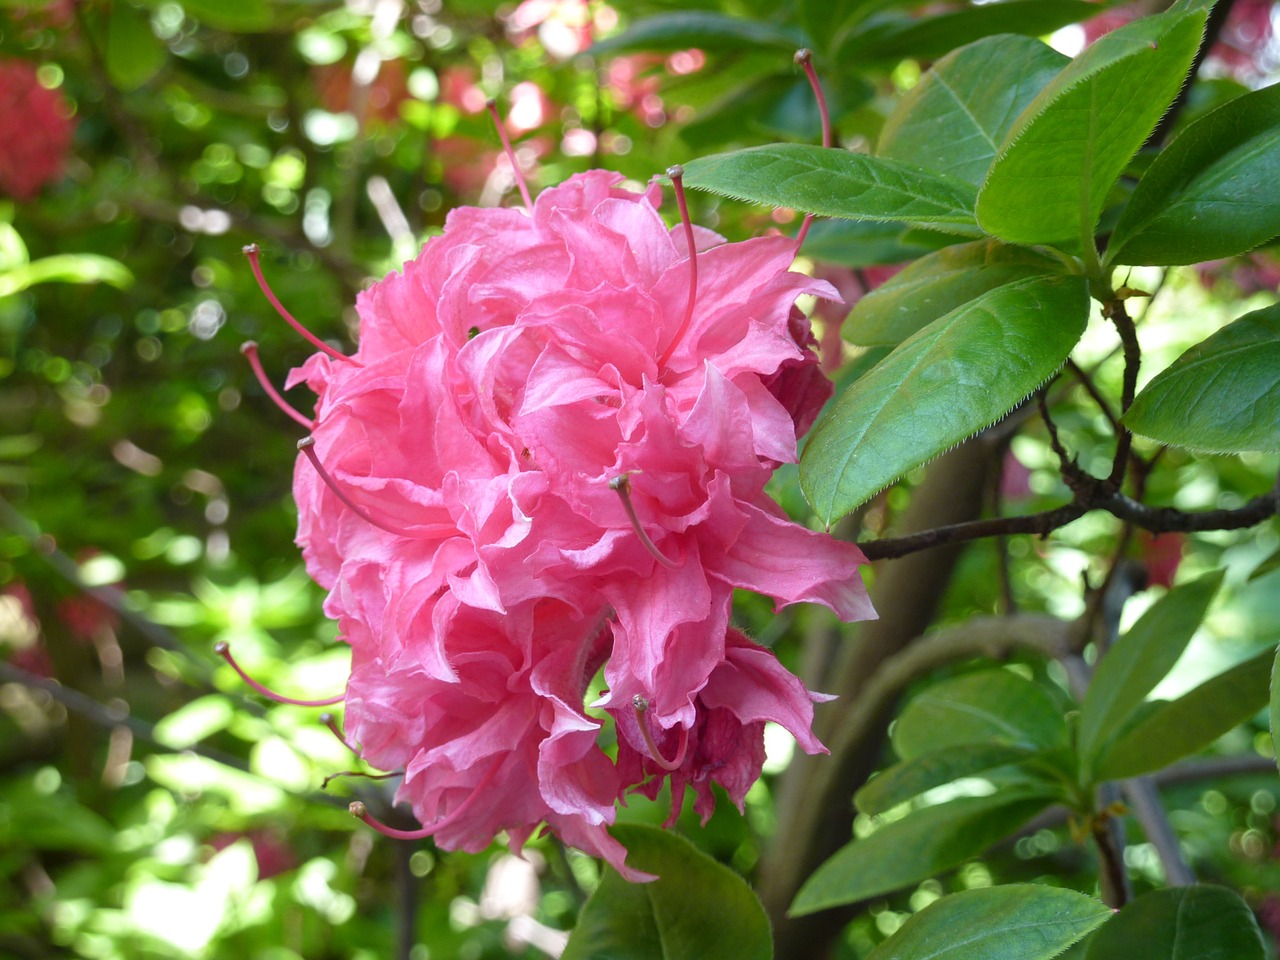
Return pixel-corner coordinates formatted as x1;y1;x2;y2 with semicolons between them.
762;437;995;958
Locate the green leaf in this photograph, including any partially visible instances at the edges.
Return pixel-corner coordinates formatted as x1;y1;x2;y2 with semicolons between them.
1083;886;1266;960
0;254;134;297
892;670;1070;761
856;743;1039;815
799;219;937;267
879;34;1069;187
563;824;772;960
977;7;1208;245
867;885;1112;960
1077;570;1224;772
847;240;1066;346
1123;303;1280;454
1107;84;1280;265
1095;649;1273;780
681;144;980;229
840;2;1096;65
590;12;804;55
144;0;271;31
791;791;1054;916
800;274;1088;523
107;3;167;91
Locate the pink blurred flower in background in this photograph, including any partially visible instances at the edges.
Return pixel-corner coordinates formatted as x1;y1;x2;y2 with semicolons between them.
0;58;74;202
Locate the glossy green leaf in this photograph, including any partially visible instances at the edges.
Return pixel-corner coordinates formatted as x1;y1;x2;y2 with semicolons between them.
791;791;1054;916
867;885;1112;960
799;219;937;267
800;274;1088;523
1124;303;1280;453
563;824;772;960
840;2;1095;66
1108;84;1280;265
856;743;1039;815
879;34;1068;187
0;254;134;297
846;240;1066;346
1095;649;1273;780
106;3;167;91
892;670;1069;761
681;144;980;228
590;12;804;55
1078;570;1224;771
1083;886;1266;960
977;7;1208;245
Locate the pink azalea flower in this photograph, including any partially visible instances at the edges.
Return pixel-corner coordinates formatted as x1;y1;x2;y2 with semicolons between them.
0;58;74;202
252;167;874;878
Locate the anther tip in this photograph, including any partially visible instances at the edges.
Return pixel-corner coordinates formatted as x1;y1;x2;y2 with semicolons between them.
349;801;367;818
665;164;684;180
297;436;316;450
242;243;260;256
485;97;497;110
319;712;333;723
632;694;649;712
213;641;230;657
239;341;258;354
608;475;629;492
795;48;812;65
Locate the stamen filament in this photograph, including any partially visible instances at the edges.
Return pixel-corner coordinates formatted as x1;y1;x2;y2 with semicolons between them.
631;695;689;772
656;164;699;369
794;50;832;249
297;437;415;538
214;641;345;707
349;759;502;839
243;244;359;366
485;99;534;215
609;475;679;570
320;711;360;756
240;341;314;429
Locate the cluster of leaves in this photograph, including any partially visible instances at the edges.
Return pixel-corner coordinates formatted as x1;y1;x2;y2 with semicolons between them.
2;0;1280;959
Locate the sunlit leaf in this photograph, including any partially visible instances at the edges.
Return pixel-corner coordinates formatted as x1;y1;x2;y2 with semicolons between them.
800;275;1088;523
977;7;1208;244
682;144;980;229
1078;570;1224;776
867;885;1111;960
1095;649;1272;780
1124;304;1280;453
878;34;1068;187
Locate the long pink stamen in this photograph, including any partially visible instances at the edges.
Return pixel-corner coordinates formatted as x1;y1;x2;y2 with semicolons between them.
349;759;502;840
240;341;314;429
794;49;831;249
320;711;360;756
485;99;534;215
297;437;415;538
214;641;345;707
609;475;678;570
632;695;689;772
243;245;359;366
656;164;699;369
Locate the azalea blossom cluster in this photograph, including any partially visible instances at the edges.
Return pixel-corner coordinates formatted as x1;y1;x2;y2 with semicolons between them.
235;158;872;876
